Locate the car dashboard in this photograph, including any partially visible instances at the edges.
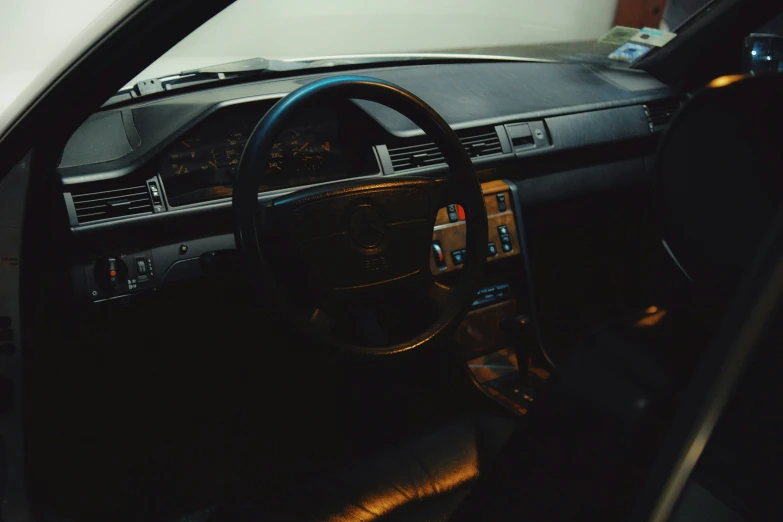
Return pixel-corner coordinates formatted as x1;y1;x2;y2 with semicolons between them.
57;61;679;334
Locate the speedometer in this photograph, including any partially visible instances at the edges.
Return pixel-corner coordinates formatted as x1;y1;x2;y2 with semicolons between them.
295;140;331;171
261;123;339;186
160;130;246;185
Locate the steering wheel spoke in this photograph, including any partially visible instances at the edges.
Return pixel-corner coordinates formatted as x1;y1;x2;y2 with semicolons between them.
427;280;454;311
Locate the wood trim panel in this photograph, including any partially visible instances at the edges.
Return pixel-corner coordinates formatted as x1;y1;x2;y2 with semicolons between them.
430;180;519;274
479;179;510;196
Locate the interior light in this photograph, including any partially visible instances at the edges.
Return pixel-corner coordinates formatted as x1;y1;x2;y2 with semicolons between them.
751;50;757;56
636;309;668;328
707;74;748;88
767;56;772;61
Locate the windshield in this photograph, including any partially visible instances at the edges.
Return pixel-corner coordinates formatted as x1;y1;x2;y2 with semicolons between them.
127;0;711;87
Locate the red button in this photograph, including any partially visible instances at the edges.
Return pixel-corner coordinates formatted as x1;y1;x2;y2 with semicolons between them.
456;205;466;220
432;242;446;268
109;270;117;277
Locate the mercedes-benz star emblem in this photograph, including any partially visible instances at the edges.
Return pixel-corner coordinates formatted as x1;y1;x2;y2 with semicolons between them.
349;205;386;248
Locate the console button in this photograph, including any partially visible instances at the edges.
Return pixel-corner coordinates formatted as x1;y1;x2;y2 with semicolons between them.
452;250;465;265
497;225;508;236
502;242;512;253
496;193;507;212
432;242;446;269
447;204;459;223
456;204;466;220
487;242;498;257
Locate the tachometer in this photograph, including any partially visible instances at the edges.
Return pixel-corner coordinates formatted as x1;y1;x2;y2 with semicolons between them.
160;129;246;184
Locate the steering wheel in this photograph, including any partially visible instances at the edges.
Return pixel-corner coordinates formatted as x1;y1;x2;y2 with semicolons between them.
233;76;488;355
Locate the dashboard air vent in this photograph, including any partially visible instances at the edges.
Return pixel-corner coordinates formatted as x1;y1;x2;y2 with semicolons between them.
70;183;153;224
643;98;682;131
460;128;504;157
389;142;444;171
387;127;503;172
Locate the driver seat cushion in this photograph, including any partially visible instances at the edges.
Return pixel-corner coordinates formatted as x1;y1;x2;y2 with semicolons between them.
217;414;519;522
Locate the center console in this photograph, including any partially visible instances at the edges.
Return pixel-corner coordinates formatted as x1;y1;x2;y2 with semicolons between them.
433;179;552;416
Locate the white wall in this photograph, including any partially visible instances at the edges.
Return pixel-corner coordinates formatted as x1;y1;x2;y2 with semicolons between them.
135;0;618;82
169;0;618;57
0;0;618;114
0;0;117;114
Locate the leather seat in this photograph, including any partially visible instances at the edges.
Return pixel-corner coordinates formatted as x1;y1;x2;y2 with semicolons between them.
215;414;519;522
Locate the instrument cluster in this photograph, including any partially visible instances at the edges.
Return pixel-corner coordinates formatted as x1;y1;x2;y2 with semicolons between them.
159;102;374;206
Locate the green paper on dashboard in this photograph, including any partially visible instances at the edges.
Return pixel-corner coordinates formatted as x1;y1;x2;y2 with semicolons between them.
599;26;640;46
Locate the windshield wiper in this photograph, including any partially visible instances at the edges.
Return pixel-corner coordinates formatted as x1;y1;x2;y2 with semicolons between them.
124;57;309;98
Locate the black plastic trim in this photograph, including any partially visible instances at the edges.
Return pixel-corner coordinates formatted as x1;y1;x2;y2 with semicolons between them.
58;93;287;184
375;144;394;175
515;157;652;208
506;179;556;369
495;124;512;154
546;105;650;149
121;109;141;148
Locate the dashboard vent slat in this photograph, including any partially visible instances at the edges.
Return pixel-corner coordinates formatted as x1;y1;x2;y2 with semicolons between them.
73;196;151;210
72;191;150;205
387;126;503;172
70;182;153;224
643;98;682;131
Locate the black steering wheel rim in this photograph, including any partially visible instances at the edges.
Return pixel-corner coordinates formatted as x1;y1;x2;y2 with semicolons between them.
233;76;488;355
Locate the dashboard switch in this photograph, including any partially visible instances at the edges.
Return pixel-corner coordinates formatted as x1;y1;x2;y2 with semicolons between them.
432;242;446;269
496;193;507;212
447;204;459;223
148;179;164;212
456;204;466;220
452;250;465;266
487;242;498;257
135;258;148;277
497;224;513;253
94;257;127;294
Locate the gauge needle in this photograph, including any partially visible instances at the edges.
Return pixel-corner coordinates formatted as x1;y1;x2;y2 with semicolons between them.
208;160;217;167
181;140;191;148
177;165;183;175
295;141;310;155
